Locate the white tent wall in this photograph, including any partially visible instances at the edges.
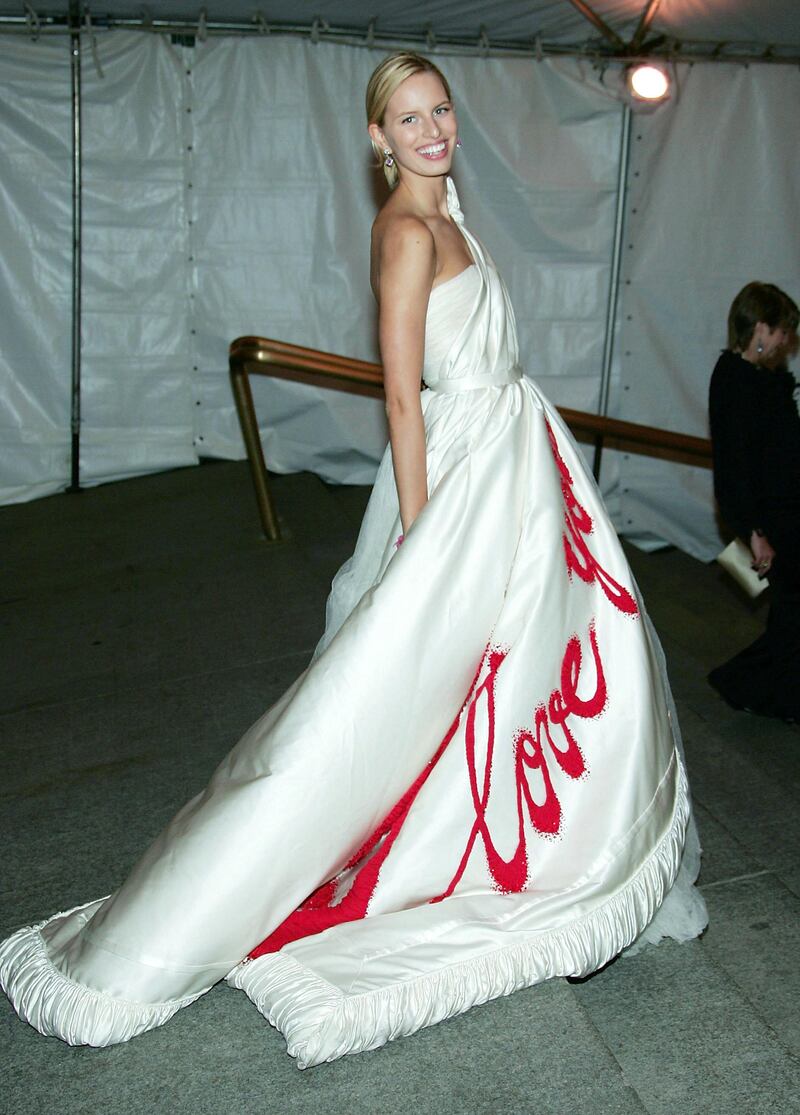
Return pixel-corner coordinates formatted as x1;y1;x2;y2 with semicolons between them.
0;30;797;563
0;31;199;502
0;34;625;497
611;62;800;561
188;39;392;482
0;37;72;503
189;41;624;482
80;34;197;485
450;56;623;411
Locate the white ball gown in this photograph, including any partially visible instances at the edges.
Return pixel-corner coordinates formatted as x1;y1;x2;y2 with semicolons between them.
0;178;706;1067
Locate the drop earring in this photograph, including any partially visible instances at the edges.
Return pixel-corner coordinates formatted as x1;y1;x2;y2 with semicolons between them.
456;138;463;149
383;148;394;167
756;340;764;355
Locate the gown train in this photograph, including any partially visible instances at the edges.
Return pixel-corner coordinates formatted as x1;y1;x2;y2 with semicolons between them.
0;179;707;1066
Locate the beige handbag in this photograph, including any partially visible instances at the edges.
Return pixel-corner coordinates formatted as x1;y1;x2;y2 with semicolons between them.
716;538;769;597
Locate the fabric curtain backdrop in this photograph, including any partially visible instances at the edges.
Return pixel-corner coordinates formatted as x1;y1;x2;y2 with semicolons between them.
0;37;72;503
80;33;196;486
0;32;196;503
1;36;798;561
0;35;622;497
188;41;624;482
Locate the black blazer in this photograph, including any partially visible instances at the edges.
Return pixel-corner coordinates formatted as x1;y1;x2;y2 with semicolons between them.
708;349;800;566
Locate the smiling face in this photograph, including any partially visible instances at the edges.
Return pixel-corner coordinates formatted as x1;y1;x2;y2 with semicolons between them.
368;70;458;183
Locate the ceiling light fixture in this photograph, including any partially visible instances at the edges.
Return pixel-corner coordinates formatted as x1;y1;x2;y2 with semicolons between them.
627;63;670;102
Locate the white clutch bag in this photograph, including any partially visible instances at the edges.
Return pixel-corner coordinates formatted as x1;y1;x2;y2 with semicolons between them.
716;539;769;598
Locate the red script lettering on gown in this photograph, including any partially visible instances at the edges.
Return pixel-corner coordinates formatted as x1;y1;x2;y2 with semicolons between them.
247;424;639;956
434;622;607;900
545;418;638;617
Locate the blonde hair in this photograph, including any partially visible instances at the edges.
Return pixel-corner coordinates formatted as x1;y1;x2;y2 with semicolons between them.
365;51;452;189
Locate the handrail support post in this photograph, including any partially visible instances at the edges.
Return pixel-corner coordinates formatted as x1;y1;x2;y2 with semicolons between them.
229;360;282;540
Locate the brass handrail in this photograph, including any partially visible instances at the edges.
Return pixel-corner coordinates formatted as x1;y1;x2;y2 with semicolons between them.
229;335;711;541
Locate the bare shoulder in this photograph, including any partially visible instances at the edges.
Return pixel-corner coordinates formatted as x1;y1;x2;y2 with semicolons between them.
371;208;435;298
373;209;434;265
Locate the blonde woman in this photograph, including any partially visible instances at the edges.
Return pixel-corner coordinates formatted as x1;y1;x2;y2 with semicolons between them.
0;52;706;1065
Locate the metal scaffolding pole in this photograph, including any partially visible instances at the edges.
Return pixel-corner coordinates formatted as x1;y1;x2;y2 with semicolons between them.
593;101;632;481
0;14;797;66
68;0;82;492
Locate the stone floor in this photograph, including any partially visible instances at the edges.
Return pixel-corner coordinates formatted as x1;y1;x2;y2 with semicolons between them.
1;460;798;1115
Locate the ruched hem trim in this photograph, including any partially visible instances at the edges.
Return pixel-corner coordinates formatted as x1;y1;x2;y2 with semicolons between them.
227;759;691;1068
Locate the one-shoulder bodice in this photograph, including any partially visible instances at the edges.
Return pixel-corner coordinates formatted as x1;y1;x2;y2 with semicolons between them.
424;266;480;383
422;179;520;392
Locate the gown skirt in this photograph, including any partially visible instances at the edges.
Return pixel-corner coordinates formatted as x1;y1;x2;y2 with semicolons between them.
0;179;707;1067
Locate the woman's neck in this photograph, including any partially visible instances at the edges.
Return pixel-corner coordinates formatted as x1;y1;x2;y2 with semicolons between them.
394;173;449;220
734;342;764;368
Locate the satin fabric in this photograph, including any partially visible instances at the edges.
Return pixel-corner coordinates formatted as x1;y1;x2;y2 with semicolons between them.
0;179;705;1059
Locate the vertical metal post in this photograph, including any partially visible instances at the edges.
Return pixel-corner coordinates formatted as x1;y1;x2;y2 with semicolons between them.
68;1;82;491
229;357;282;541
593;101;632;481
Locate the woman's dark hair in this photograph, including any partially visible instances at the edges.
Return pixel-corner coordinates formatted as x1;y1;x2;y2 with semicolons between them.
727;281;796;350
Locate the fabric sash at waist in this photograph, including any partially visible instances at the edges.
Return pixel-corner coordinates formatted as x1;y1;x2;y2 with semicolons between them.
425;366;523;394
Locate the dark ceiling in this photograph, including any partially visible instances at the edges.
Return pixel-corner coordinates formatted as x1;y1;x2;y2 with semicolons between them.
0;1;796;56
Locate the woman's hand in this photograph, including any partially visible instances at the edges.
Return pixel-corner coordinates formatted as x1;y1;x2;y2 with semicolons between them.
750;531;776;578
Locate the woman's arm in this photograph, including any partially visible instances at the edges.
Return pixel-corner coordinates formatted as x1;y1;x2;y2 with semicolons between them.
709;362;776;574
375;217;435;534
708;358;766;542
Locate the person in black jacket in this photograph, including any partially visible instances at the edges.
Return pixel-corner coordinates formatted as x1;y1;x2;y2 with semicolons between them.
708;281;800;721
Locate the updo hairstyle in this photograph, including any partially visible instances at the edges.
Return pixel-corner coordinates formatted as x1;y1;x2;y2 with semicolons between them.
365;51;452;189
